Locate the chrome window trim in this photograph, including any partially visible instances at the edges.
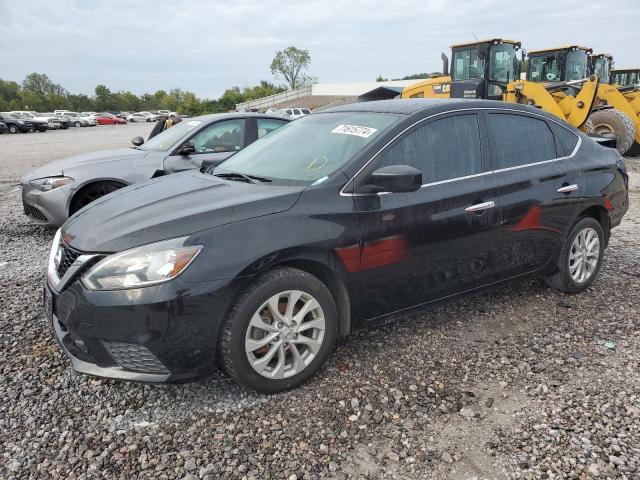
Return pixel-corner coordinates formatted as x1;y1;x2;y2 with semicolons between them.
340;106;582;197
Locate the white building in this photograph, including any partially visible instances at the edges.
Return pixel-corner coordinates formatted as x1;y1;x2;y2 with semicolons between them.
235;79;426;112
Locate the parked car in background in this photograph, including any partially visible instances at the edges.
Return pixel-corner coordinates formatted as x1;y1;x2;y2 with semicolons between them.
41;113;70;129
42;99;628;392
140;111;162;121
116;112;130;119
281;107;311;119
9;111;61;130
0;121;8;134
61;112;96;127
127;112;157;122
0;113;35;133
20;113;289;226
80;111;97;117
92;112;127;125
9;113;49;132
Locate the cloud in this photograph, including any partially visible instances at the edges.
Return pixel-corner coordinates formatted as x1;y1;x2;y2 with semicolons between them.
1;0;638;98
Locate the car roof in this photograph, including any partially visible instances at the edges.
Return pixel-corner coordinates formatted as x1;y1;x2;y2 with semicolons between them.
322;98;536;115
191;112;292;122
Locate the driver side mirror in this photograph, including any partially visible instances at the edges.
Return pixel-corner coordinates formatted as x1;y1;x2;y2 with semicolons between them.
131;136;144;146
369;165;422;193
178;140;196;156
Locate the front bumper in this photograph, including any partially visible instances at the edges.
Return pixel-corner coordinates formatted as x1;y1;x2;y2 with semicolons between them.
21;181;70;226
46;272;248;383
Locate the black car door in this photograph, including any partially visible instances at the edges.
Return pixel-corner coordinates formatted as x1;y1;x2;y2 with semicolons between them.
485;111;583;279
354;112;501;319
164;118;248;174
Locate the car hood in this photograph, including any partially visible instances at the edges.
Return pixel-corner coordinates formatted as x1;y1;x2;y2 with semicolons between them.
61;172;305;252
20;148;150;182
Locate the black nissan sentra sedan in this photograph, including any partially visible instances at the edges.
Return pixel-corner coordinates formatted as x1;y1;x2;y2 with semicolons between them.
45;99;629;393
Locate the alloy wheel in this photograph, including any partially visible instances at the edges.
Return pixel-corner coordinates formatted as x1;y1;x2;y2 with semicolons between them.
569;227;600;284
245;290;325;379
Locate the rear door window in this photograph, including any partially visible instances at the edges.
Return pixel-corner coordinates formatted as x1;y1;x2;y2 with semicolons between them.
377;114;483;183
257;118;288;138
486;113;557;169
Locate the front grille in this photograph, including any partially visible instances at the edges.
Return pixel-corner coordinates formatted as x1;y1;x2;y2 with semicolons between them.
24;205;48;222
56;244;80;278
103;341;169;374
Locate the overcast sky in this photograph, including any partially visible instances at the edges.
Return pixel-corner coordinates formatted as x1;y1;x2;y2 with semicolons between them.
1;0;639;98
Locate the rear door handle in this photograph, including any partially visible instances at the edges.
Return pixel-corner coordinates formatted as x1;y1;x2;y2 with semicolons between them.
465;200;496;213
557;184;579;194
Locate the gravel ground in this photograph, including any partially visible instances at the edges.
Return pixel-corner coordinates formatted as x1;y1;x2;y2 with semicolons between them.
0;127;638;479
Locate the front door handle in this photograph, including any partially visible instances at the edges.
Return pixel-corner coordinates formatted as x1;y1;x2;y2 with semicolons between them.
465;200;496;213
557;184;579;194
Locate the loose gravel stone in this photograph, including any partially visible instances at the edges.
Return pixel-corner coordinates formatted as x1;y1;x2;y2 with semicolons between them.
1;128;639;479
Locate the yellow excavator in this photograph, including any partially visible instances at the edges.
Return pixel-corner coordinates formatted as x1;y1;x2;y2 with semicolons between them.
589;54;640;155
523;47;638;155
401;39;599;133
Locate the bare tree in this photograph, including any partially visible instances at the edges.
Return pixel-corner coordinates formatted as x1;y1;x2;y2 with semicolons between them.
270;46;313;90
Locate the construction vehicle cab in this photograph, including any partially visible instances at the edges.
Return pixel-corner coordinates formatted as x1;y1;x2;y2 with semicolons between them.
611;68;640;88
526;46;591;85
449;39;521;100
589;53;613;84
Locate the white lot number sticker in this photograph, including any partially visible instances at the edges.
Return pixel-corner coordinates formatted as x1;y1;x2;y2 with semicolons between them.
331;124;378;138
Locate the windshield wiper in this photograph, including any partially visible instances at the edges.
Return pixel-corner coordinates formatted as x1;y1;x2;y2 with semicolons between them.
214;172;272;183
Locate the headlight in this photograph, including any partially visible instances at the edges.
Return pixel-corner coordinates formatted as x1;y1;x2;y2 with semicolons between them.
29;176;74;191
82;237;202;291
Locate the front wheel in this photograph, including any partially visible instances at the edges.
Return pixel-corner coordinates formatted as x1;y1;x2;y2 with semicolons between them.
69;180;126;215
545;217;604;293
220;267;337;393
8;125;19;134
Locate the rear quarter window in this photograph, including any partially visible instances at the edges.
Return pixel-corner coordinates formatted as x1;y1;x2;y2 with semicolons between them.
550;123;579;156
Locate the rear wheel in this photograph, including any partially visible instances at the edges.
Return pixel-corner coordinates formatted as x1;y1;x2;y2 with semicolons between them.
545;217;604;293
69;181;126;215
8;125;18;134
589;109;636;155
220;267;337;393
74;121;81;127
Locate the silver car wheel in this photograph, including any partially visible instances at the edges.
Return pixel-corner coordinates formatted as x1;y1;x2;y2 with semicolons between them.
245;290;325;379
568;227;600;284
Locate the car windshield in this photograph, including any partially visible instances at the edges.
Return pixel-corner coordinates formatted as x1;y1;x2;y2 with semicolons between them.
216;112;400;184
140;119;203;152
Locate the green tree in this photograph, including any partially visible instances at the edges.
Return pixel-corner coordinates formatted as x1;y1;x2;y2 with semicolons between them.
94;84;115;111
270;46;313;90
375;75;388;82
22;72;67;97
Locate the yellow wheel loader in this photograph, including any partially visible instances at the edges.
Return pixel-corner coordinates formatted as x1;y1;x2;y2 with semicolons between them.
524;47;637;154
401;39;598;133
591;56;640;155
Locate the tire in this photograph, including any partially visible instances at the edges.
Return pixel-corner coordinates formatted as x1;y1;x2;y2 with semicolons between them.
69;180;126;215
582;118;594;134
74;121;81;127
8;125;18;134
589;109;636;155
545;217;605;294
220;267;337;393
